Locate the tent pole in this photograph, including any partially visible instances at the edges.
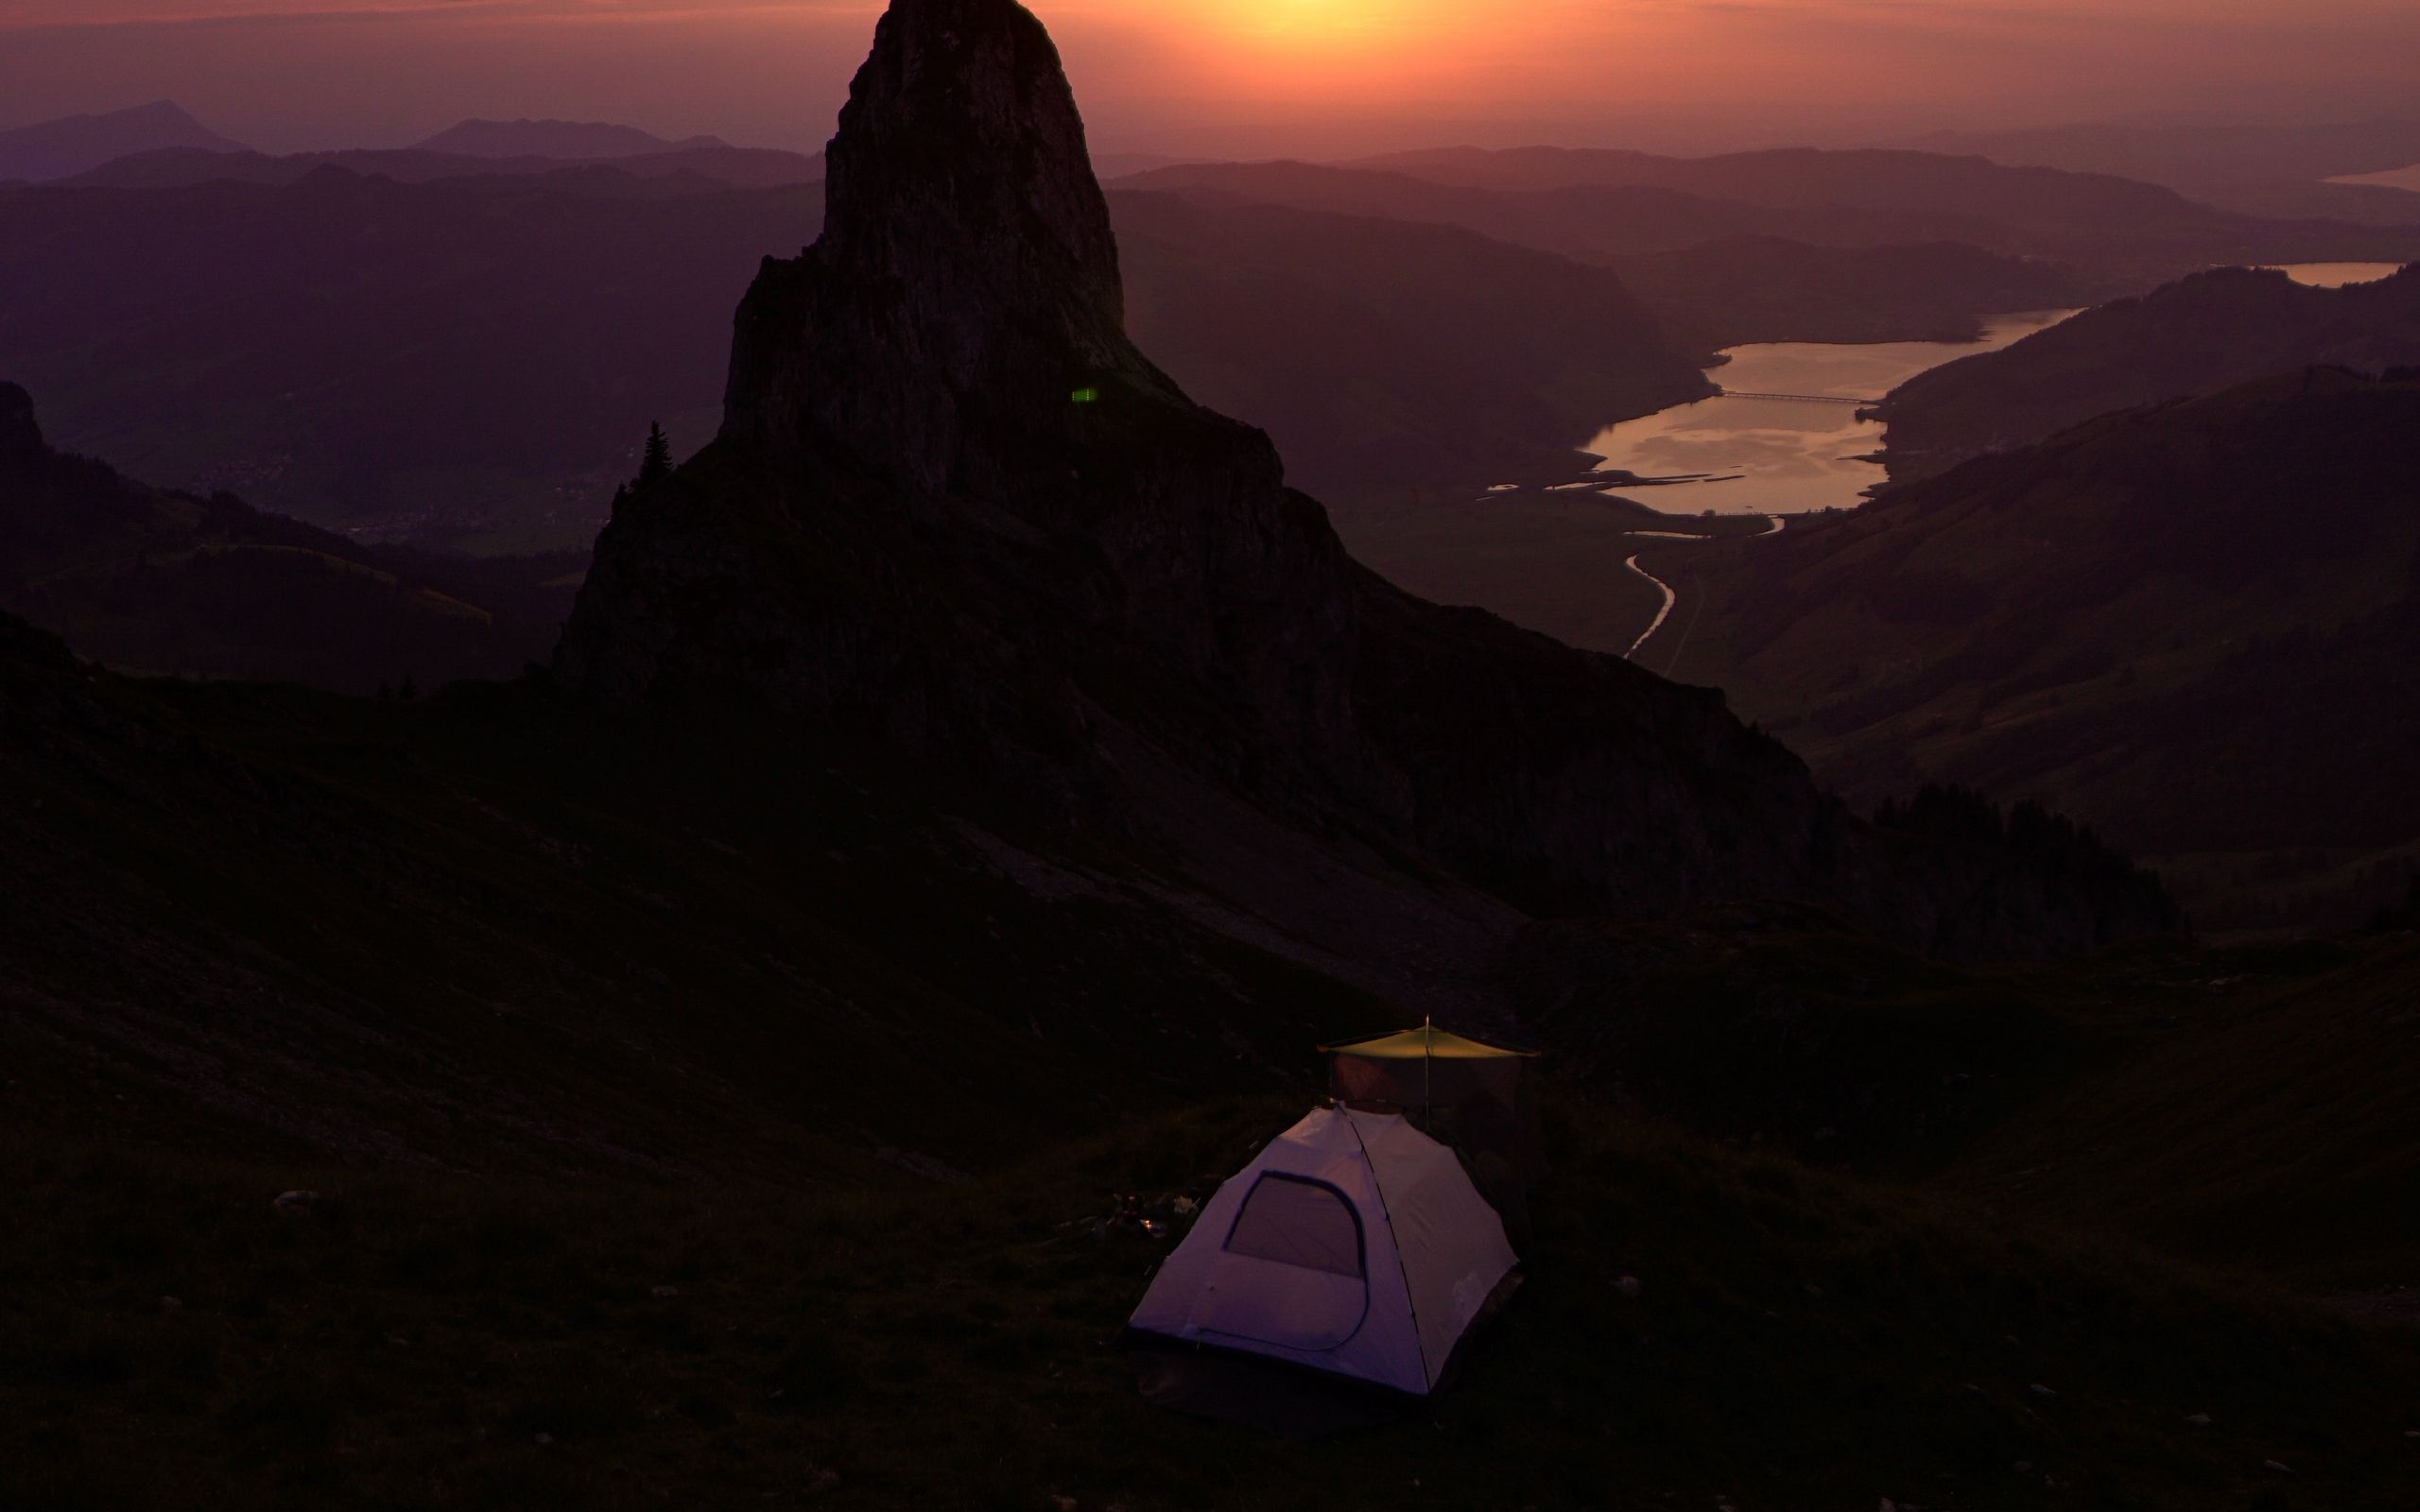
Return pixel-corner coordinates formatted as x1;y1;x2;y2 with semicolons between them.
1423;1015;1433;1131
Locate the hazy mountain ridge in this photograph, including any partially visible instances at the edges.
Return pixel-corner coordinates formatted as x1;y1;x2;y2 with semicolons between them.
61;142;824;192
0;100;248;183
1901;118;2420;190
1879;262;2420;479
412;117;735;159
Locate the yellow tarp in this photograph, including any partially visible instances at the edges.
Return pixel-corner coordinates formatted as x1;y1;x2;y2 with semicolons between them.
1321;1026;1537;1060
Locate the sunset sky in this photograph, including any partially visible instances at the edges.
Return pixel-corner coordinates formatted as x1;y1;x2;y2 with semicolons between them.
5;1;2419;158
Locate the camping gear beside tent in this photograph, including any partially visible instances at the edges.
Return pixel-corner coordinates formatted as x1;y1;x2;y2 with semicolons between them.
1125;1104;1520;1423
1324;1022;1545;1183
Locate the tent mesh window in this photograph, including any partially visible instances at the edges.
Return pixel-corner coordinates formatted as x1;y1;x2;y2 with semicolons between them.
1222;1174;1364;1278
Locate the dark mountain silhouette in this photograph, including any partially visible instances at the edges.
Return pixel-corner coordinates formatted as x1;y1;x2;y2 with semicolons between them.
0;169;1708;546
1879;262;2420;479
1604;235;2100;350
1658;367;2420;930
0;384;576;694
413;117;734;159
0;170;824;549
1357;144;2238;236
559;0;2170;958
0;100;247;183
1111;192;1712;488
62;142;823;191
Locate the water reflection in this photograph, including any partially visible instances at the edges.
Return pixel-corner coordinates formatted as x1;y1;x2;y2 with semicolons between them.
1582;310;2075;516
2260;261;2407;288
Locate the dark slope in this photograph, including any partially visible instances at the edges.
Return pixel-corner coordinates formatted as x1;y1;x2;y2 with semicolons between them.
19;1093;2420;1512
1879;263;2420;479
0;171;823;549
1605;235;2099;350
1110;191;1712;489
559;0;2169;958
0;100;247;183
0;385;573;694
1660;368;2420;929
0;601;1408;1178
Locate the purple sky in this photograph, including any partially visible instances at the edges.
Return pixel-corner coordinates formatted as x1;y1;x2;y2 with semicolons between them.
5;1;2418;158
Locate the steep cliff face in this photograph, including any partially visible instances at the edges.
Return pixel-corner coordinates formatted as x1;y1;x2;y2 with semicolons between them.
557;0;2170;953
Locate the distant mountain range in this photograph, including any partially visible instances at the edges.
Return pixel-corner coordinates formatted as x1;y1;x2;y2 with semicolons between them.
412;117;734;159
62;142;824;193
1656;365;2420;930
1879;263;2420;479
1901;118;2420;191
1127;150;2420;287
0;100;247;183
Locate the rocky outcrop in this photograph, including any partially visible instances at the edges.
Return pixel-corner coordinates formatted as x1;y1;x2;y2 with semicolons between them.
556;0;2172;954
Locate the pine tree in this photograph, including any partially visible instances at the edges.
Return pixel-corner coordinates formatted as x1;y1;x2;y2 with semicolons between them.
638;422;673;490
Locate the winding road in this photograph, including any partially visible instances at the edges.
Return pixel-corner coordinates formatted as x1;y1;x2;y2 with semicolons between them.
1622;513;1786;669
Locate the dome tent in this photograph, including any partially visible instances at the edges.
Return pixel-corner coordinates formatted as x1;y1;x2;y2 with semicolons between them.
1325;1021;1545;1182
1125;1105;1520;1419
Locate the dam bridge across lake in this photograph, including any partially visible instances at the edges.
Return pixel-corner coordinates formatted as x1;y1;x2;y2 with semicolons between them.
1715;388;1883;406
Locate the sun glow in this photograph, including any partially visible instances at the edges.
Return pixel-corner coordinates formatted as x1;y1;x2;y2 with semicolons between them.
1204;0;1473;56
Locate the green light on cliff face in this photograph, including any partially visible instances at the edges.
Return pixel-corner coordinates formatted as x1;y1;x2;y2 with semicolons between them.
1070;387;1100;405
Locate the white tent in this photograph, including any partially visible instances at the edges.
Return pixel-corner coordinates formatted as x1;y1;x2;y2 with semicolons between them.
1126;1105;1520;1398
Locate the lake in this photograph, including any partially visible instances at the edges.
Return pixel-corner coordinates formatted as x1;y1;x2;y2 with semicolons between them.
1578;261;2411;516
2261;261;2409;288
1577;310;2076;516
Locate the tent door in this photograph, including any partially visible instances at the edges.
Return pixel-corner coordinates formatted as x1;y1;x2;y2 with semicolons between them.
1186;1174;1370;1353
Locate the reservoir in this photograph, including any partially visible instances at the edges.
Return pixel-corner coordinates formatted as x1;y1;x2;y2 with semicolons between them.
1579;309;2076;516
1580;260;2409;516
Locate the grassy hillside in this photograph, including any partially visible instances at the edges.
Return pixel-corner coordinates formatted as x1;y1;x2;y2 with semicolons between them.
1651;368;2420;930
11;1097;2419;1512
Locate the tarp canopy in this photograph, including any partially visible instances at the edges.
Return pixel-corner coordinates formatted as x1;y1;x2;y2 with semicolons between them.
1324;1026;1540;1061
1323;1022;1545;1184
1126;1105;1519;1400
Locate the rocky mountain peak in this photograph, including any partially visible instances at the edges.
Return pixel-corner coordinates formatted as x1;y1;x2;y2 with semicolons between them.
821;0;1122;337
557;0;2175;962
723;0;1158;493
